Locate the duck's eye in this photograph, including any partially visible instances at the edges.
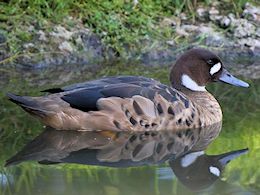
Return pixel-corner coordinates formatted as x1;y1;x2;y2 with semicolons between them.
207;59;214;65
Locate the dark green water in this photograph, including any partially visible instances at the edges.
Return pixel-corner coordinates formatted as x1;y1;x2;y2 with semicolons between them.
0;62;259;195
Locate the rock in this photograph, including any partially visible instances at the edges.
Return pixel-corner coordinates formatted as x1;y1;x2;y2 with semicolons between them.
28;25;35;32
23;43;35;49
58;41;74;53
233;19;256;38
141;46;177;66
196;7;208;20
133;0;138;7
197;25;229;47
243;2;260;22
209;7;222;22
38;30;47;41
199;25;215;34
50;25;73;40
0;49;8;62
81;33;106;57
209;15;222;22
236;63;260;80
75;36;83;47
220;16;231;28
239;38;260;50
205;32;228;47
180;13;188;21
0;33;8;62
256;28;260;38
0;33;6;44
182;25;199;33
227;13;236;23
209;7;219;15
166;40;175;46
176;27;189;37
161;17;180;27
211;1;220;7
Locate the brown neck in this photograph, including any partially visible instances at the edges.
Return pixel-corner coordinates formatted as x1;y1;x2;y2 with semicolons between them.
170;63;183;91
170;72;223;123
185;90;222;126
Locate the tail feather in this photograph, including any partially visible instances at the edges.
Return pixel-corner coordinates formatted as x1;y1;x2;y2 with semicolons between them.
7;93;48;117
7;93;36;107
5;155;27;167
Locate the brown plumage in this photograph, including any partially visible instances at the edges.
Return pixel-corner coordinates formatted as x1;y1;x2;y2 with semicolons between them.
7;48;249;131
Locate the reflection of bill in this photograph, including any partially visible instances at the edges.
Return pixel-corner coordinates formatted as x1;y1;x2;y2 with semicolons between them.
169;148;248;191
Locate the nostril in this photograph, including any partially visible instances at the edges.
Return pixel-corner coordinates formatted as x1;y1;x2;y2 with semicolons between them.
227;74;231;77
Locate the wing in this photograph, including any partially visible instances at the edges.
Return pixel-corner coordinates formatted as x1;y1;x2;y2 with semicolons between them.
47;76;187;113
42;76;159;93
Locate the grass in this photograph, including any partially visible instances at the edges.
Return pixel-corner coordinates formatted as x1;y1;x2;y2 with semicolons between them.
0;0;257;61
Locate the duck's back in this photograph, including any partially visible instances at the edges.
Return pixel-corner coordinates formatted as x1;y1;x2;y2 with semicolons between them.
43;76;189;112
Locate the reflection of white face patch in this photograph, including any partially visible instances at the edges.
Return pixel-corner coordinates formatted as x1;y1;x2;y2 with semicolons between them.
181;74;206;91
181;151;205;167
209;166;220;176
210;62;222;75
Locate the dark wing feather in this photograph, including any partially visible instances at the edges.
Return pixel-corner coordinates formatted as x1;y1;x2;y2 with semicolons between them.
62;83;157;112
43;76;158;93
46;76;181;112
101;83;157;100
61;88;103;112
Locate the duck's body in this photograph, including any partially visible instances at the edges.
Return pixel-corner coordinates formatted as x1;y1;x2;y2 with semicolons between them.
7;48;248;131
8;76;221;131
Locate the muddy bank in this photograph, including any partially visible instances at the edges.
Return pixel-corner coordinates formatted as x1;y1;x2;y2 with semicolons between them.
0;3;259;79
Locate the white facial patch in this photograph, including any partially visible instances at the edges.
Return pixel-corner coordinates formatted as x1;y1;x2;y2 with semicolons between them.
181;151;205;167
209;166;220;177
210;62;222;75
181;74;206;92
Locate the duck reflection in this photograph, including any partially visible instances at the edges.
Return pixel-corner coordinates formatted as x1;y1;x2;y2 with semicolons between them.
169;148;248;191
6;122;222;166
5;122;248;191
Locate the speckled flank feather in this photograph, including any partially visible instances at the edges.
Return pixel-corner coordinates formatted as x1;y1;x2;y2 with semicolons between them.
82;92;221;132
89;94;197;131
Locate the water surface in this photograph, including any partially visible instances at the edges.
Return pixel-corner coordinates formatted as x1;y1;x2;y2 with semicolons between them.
0;62;259;195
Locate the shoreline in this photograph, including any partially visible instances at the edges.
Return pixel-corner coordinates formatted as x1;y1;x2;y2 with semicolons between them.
0;2;259;79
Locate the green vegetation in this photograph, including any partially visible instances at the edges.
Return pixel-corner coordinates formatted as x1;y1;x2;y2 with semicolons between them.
0;0;257;60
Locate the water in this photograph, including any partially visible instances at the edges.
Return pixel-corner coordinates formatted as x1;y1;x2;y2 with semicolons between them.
0;62;259;195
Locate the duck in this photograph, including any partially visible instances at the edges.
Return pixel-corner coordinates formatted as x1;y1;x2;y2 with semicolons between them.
7;48;249;131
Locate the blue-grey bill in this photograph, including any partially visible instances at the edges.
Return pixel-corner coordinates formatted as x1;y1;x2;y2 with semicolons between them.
218;148;248;166
219;69;249;87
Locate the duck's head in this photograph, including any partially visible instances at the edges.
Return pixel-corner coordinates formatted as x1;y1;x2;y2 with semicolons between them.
170;48;249;92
